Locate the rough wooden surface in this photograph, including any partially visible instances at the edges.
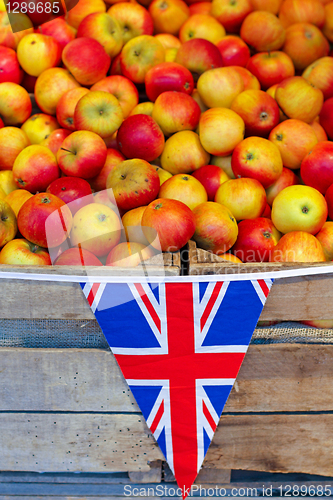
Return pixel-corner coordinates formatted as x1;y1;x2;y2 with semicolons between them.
1;411;333;475
0;254;180;320
2;345;333;413
188;240;333;321
207;413;333;476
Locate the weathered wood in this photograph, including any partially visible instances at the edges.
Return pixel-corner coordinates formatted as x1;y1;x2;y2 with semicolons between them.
195;469;231;485
128;461;162;483
2;412;333;475
188;240;333;321
0;413;164;472
206;413;333;476
2;345;333;412
0;254;180;320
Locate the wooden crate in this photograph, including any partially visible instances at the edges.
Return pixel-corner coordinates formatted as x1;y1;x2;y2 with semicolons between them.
184;239;333;477
188;240;333;322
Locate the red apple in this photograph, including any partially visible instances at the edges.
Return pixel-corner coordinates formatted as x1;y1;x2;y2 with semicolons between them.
246;51;295;90
0;82;31;125
0;12;33;50
38;17;76;50
282;22;329;71
90;75;139;118
215;177;267;221
232;217;281;262
77;12;123;58
62;38;111;86
89;148;125;192
211;0;253;33
216;35;250;67
192;201;238;254
230;89;280;137
269;119;318;169
13;145;60;193
18;192;73;248
301;141;333;194
197;66;244;108
199;107;245;156
192;164;230;201
319;97;333;140
120;35;165;84
57;131;108;179
231;136;283;189
40;128;71;156
279;0;325;29
148;0;189;36
270;231;326;262
275;76;324;124
74;91;123;139
34;67;81;115
106;158;160;211
54;247;103;266
174;38;223;80
325;183;333;221
0;199;17;248
108;1;154;43
141;197;196;252
17;33;61;77
70;202;121;257
67;0;106;29
0;127;30;170
0;46;23;84
315;221;333;261
56;87;90;131
189;2;212;14
116;114;164;162
302;57;333;101
240;11;286;52
46;177;94;215
266;167;299;206
145;62;194;102
0;238;51;265
179;14;226;44
161;130;210;174
152;90;201;136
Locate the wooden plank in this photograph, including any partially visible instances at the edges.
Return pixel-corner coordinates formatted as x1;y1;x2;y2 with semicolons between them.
205;413;333;476
0;413;164;472
128;461;162;483
0;254;180;320
2;412;333;475
2;345;333;412
188;240;333;321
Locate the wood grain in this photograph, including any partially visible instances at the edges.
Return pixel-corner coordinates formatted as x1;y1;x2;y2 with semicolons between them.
188;240;333;321
2;345;333;413
1;411;333;475
0;253;180;320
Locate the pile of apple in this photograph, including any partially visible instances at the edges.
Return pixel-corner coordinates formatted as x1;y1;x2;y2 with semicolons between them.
1;0;333;268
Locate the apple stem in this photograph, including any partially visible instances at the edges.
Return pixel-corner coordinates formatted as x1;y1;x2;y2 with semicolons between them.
61;148;74;154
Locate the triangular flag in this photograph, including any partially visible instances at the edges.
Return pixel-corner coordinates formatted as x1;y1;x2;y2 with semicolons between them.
80;277;274;497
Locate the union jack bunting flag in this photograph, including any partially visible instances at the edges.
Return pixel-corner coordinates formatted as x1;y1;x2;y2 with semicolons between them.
81;279;273;497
